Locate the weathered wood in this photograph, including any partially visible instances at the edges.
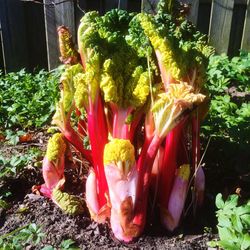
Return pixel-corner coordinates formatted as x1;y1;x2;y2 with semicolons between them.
0;21;6;72
44;1;58;70
0;0;29;73
55;0;75;41
44;0;75;70
236;0;248;4
241;0;250;50
209;0;234;54
187;0;199;25
142;0;158;13
201;0;246;3
118;0;128;10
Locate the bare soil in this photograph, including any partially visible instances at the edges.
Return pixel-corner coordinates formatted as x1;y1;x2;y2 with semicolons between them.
0;131;218;249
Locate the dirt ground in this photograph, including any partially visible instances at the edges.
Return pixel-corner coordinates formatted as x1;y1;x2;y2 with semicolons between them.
0;131;217;249
0;194;215;249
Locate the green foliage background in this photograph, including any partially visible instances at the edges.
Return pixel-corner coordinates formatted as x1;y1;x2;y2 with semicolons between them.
0;69;60;130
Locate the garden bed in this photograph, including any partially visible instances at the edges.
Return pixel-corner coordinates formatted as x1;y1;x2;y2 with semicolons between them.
0;134;216;249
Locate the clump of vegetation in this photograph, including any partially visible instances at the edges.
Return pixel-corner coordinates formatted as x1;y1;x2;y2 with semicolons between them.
0;68;61;130
202;52;250;185
209;194;250;250
0;223;79;250
0;147;43;207
42;239;80;250
203;52;250;143
0;147;42;179
0;223;44;249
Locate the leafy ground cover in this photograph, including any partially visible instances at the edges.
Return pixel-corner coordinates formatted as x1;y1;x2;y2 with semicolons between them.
0;14;249;250
202;53;250;204
0;69;61;130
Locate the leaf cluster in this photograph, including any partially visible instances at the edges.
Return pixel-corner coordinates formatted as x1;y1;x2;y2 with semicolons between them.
202;52;250;143
0;147;42;179
0;68;60;130
211;193;250;250
41;239;80;250
0;223;44;250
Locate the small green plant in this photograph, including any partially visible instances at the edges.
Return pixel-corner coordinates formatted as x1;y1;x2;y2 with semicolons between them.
0;223;45;249
209;193;250;250
41;239;80;250
4;130;26;145
0;147;42;178
0;68;61;130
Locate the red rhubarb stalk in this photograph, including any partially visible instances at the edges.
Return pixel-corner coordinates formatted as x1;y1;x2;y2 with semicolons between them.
158;121;185;209
87;95;109;208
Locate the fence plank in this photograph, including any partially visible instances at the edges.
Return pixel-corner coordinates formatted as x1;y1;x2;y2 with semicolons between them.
188;0;199;25
44;0;75;71
118;0;128;10
0;21;5;72
44;1;58;70
54;0;75;41
181;0;199;25
209;0;234;54
241;0;250;50
0;0;29;73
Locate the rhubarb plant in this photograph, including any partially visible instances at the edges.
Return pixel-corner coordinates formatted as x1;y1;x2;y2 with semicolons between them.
36;0;214;242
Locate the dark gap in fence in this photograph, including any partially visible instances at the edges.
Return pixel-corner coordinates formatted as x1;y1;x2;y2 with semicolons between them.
228;4;246;57
74;0;107;38
87;0;101;12
0;0;29;73
22;1;47;71
127;0;141;12
74;1;85;34
105;0;119;11
196;1;211;36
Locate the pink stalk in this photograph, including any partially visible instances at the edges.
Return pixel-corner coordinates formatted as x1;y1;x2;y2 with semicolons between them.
87;95;109;208
133;134;163;234
112;108;131;139
63;123;92;164
39;154;65;198
112;107;144;141
150;146;164;194
158;120;186;209
161;164;190;231
128;110;145;142
105;163;139;242
192;115;205;207
85;169;100;219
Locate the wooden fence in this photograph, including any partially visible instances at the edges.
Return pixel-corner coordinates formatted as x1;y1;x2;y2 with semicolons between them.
0;0;249;73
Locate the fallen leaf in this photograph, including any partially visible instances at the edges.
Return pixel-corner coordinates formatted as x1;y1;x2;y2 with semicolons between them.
19;133;33;143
